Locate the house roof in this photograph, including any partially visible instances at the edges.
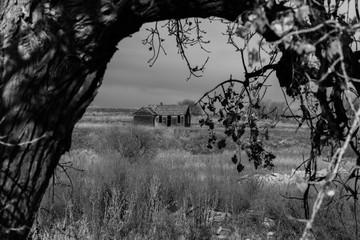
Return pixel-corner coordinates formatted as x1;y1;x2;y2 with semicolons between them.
152;105;189;116
132;107;157;115
134;105;190;116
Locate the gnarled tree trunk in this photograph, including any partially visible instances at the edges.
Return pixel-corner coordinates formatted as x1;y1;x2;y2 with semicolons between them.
0;0;255;239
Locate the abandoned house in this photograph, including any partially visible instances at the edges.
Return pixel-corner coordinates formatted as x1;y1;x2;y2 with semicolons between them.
133;104;191;127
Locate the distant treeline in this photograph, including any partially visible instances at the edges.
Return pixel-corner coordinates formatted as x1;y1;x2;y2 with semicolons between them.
86;107;137;114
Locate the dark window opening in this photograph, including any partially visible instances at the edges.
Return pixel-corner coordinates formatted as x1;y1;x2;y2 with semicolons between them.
167;116;171;126
178;115;181;123
159;116;162;123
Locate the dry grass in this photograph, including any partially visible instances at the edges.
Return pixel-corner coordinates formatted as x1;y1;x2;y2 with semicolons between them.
31;124;360;239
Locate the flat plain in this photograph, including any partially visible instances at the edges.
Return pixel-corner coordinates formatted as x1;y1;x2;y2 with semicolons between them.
31;108;359;240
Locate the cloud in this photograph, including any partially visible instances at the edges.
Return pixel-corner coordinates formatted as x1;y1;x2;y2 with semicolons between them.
93;19;284;108
95;85;202;108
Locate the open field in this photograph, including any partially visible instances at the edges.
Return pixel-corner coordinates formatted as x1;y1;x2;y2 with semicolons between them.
31;109;360;239
78;107;137;124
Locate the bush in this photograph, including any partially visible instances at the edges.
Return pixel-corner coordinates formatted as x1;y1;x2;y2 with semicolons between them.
105;125;158;162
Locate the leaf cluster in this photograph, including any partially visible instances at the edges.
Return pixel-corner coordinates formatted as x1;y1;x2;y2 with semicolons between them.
198;74;276;173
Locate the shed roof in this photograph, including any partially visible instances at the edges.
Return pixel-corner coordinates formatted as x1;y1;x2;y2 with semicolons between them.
132;107;157;116
152;105;189;116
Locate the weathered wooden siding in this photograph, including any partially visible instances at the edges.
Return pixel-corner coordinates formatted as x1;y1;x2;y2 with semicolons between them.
133;108;156;125
155;114;189;127
134;115;155;125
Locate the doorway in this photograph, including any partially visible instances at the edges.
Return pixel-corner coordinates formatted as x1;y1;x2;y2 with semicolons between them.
167;115;171;126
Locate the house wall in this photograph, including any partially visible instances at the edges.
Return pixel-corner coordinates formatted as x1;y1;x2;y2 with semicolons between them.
185;111;191;127
133;109;156;126
133;115;155;125
156;115;186;127
155;116;164;126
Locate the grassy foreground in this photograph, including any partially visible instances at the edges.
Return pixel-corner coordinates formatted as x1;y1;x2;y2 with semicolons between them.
31;124;360;239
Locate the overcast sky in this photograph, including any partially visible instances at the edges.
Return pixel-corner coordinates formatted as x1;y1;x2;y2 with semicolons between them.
93;19;284;108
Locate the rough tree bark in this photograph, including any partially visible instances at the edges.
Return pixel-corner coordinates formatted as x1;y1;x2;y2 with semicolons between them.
0;0;258;239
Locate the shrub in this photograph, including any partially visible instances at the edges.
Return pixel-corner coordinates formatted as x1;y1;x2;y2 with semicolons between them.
105;125;158;162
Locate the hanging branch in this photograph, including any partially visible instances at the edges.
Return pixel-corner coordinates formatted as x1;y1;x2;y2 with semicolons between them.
197;27;278;172
167;18;210;80
143;18;211;80
142;22;167;67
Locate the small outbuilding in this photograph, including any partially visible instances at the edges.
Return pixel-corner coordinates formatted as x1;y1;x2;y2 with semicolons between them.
132;107;158;126
133;104;191;127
